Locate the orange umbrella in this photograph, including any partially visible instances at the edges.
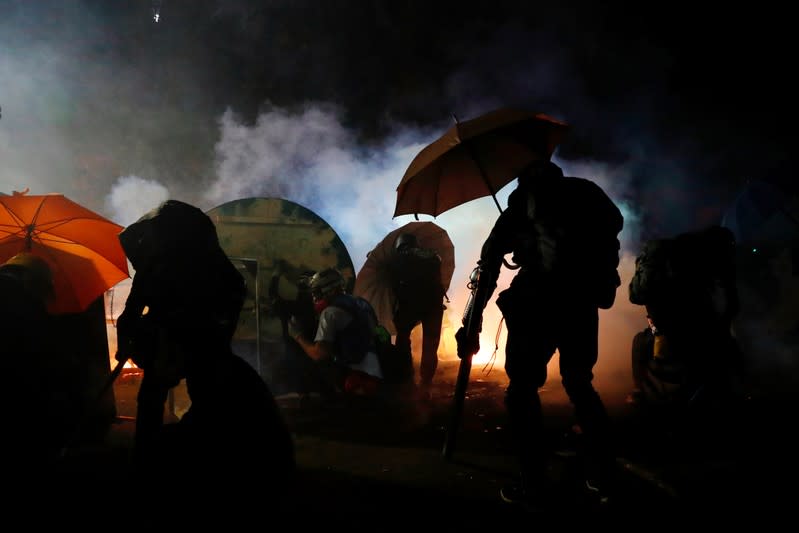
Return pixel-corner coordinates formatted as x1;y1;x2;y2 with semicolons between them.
394;108;569;218
0;192;130;314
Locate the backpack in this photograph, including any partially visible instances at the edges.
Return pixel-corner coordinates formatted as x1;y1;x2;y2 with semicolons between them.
629;226;737;316
328;293;379;365
545;177;623;309
393;247;443;294
329;294;413;383
629;238;677;307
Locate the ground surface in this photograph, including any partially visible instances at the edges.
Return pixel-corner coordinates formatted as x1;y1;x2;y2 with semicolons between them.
29;359;796;528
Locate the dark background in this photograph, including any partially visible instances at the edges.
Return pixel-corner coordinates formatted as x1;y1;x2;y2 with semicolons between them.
2;0;796;240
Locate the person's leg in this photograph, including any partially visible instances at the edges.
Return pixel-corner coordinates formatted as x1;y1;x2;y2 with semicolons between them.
393;309;417;381
418;303;444;389
558;303;615;495
503;303;555;497
133;371;171;463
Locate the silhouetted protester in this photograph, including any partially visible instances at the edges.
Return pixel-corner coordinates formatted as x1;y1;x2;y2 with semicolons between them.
386;233;446;398
0;253;65;475
116;200;249;463
628;225;746;427
116;200;296;512
155;349;297;507
288;267;389;398
457;160;624;509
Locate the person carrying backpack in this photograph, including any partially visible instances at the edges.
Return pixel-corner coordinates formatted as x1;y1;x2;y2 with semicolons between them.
456;159;624;510
386;233;446;399
289;267;385;397
628;225;746;421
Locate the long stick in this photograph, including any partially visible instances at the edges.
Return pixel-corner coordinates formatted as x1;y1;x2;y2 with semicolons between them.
442;354;472;460
442;266;484;460
59;354;129;458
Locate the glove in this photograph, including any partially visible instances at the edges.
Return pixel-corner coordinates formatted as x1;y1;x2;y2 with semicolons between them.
455;326;479;360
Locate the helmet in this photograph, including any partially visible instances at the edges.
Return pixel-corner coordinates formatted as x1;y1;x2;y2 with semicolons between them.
394;233;418;252
309;267;345;300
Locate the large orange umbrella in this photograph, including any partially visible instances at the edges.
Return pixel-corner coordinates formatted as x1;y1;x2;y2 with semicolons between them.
0;192;130;314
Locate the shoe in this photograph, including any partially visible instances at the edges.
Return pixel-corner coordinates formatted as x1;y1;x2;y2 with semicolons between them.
554;425;582;458
344;371;380;396
500;483;546;513
584;478;611;505
417;382;433;403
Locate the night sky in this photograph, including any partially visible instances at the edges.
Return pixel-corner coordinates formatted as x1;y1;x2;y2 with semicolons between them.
2;1;797;381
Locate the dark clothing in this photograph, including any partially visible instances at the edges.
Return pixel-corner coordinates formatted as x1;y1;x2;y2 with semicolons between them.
0;270;64;471
388;246;445;386
476;168;622;492
117;240;247;460
155;353;296;491
629;226;745;415
631;326;655;392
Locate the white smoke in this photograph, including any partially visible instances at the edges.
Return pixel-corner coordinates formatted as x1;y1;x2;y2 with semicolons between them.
203;103;646;396
105;175;171;226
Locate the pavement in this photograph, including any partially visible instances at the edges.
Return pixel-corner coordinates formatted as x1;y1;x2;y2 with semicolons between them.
28;360;797;528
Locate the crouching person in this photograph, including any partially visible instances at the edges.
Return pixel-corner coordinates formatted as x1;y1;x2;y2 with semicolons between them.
288;268;385;399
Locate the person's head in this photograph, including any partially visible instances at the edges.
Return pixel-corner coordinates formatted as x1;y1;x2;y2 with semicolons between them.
394;233;418;252
309;267;346;312
517;159;563;190
0;252;55;304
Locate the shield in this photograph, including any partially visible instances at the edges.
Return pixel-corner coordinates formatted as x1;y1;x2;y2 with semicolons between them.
393;108;569;218
353;221;454;335
0;192;130;314
206;197;357;378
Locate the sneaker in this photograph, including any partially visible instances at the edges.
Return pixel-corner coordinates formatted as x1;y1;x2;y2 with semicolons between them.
584;478;611;505
554;425;582;458
500;483;546;513
417;382;433;403
343;371;380;396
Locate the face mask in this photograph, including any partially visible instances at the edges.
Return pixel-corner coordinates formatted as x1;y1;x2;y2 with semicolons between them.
314;298;330;314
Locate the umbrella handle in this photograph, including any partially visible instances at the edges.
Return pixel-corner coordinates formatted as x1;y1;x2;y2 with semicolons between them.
459;135;503;214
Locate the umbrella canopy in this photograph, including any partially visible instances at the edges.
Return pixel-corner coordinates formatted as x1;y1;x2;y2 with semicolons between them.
0;192;130;314
353;221;454;335
394;108;569;218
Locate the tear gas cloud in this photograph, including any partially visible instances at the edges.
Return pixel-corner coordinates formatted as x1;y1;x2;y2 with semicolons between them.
192;103;646;396
2;1;794;394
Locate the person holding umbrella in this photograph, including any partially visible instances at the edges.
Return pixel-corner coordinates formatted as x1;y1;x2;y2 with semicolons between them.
456;159;624;510
386;232;446;400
